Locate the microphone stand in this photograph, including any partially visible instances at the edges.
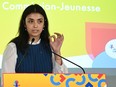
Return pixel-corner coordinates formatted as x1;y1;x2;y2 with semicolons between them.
52;51;85;74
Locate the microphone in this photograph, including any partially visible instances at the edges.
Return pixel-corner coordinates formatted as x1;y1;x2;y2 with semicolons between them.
31;38;35;44
52;51;85;74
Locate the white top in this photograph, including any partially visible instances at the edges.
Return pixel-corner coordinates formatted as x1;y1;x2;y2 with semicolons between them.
2;40;68;73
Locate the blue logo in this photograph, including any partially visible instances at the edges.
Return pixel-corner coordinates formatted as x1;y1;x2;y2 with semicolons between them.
13;80;20;87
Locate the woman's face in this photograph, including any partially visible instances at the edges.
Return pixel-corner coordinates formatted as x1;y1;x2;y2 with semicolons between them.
25;13;44;39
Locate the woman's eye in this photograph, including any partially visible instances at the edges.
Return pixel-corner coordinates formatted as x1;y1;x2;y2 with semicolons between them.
38;20;43;24
28;20;33;23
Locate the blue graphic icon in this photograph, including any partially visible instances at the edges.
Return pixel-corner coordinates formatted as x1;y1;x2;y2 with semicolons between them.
98;79;106;87
85;82;93;87
50;75;61;86
88;74;98;82
66;78;75;87
76;75;86;85
14;80;20;87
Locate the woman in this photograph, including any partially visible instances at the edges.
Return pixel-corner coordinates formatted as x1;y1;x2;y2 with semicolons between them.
2;4;68;73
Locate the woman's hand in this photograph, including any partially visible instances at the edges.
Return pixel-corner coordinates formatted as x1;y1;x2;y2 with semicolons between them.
49;32;64;53
49;32;64;65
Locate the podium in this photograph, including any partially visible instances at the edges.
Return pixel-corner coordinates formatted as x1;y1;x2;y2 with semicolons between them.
3;73;107;87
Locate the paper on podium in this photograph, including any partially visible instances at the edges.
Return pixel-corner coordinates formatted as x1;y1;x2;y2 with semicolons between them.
3;73;107;87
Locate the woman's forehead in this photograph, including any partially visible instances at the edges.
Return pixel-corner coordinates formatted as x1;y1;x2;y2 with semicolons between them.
26;13;44;19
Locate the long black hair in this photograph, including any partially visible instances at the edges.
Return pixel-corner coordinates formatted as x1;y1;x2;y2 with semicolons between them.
10;4;50;54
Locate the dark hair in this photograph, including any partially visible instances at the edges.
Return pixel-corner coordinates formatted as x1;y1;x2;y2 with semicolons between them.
10;4;50;54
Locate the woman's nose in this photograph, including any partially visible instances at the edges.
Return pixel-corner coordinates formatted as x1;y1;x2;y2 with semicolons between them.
33;22;38;28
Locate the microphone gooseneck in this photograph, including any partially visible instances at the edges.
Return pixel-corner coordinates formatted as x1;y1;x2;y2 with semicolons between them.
52;51;85;74
31;38;35;44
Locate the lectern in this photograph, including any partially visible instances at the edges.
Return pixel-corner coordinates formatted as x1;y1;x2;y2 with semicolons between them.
3;73;107;87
